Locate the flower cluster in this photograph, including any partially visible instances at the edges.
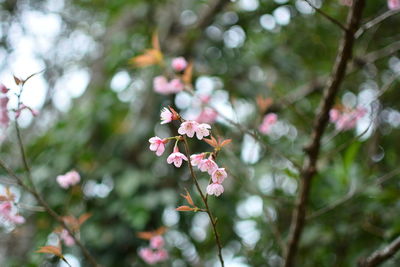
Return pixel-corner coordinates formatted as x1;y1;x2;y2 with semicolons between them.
56;170;81;189
149;107;229;197
139;235;169;265
152;57;188;95
0;201;25;225
329;106;367;131
259;113;278;135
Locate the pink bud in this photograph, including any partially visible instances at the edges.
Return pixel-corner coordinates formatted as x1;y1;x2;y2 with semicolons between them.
171;57;188;72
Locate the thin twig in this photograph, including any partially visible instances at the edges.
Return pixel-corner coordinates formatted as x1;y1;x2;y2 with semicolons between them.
304;0;347;31
283;1;366;266
307;168;400;220
181;136;225;267
356;9;400;39
358;236;400;267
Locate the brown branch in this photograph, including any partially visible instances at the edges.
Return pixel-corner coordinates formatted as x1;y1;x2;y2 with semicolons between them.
181;136;225;267
283;1;366;266
356;9;400;39
303;0;347;31
358;236;400;267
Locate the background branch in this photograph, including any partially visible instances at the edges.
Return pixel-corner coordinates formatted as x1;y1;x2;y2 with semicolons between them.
283;1;366;266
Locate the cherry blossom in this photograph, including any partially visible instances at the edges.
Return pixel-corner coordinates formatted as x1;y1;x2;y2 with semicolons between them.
178;120;199;138
196;107;218;124
160;108;173;124
212;168;227;184
0;88;9;128
195;123;211;140
150;235;165;249
167;146;188;167
60;229;75;246
206;183;224;197
171;57;188;72
198;156;218;175
56;170;81;189
139;248;158;265
330;106;367;131
190;153;205;167
153;76;184;95
149;136;167;156
0;201;25;224
388;0;400;10
154;249;169;262
259;113;277;134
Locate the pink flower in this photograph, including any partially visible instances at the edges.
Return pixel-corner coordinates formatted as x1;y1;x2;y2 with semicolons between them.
190;153;205;167
259;113;278;134
0;201;25;224
153;76;170;95
160;108;173;124
60;229;75;246
150;235;165;249
330;106;367;131
149;136;167;156
388;0;400;10
168;79;184;93
153;76;184;95
167;146;188;167
211;168;227;184
206;183;224;197
139;248;158;265
0;84;8;94
329;109;341;122
0;110;9;128
198;156;218;175
154;248;169;262
178;120;199;138
196;107;218;124
56;170;81;189
195;123;211;140
171;57;188;72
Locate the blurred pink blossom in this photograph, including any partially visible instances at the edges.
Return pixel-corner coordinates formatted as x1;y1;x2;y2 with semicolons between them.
153;76;184;95
196;107;218;124
259;113;278;134
206;183;224;197
150;235;165;249
388;0;400;10
139;248;158;265
167;146;188;168
56;170;81;189
329;106;367;131
0;201;25;225
149;136;167;156
171;57;187;72
60;229;75;246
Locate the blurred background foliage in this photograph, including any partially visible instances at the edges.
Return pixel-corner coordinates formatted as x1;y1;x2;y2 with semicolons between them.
0;0;400;266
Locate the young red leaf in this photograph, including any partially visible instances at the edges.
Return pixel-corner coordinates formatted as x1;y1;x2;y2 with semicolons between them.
78;213;92;226
182;62;193;85
220;139;232;147
181;188;194;206
36;245;63;257
176;206;195;212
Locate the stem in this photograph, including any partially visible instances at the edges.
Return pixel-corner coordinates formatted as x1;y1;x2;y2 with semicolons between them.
283;0;366;266
181;136;225;267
